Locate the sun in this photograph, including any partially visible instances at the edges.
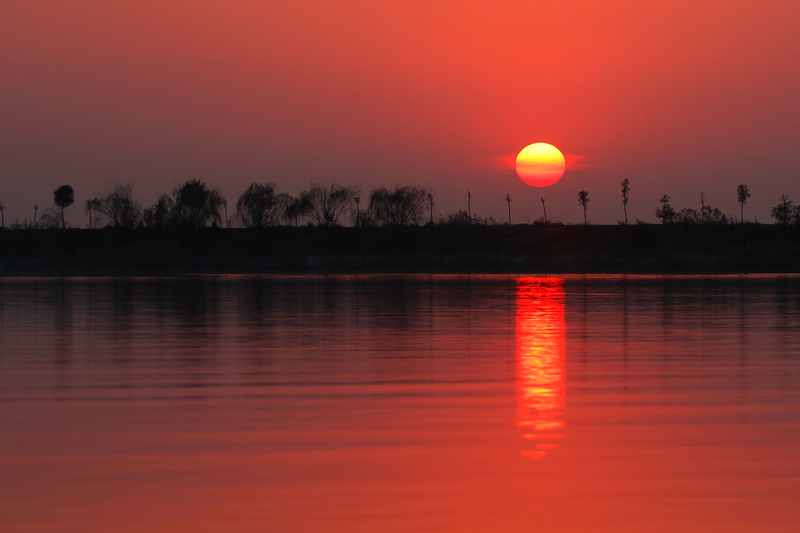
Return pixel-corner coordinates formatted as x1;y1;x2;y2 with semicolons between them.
515;143;566;187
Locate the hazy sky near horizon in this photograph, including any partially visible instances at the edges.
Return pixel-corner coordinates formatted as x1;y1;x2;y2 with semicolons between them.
2;0;800;225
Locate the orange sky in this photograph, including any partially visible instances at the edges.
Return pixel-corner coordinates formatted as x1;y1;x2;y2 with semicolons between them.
2;0;800;224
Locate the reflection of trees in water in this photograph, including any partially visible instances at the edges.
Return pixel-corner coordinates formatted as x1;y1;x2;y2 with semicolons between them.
6;275;520;392
54;279;73;367
108;279;137;365
42;275;517;387
516;277;566;460
226;276;517;384
10;274;800;401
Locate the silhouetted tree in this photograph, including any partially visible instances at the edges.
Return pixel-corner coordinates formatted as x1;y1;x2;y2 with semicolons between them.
541;197;547;224
95;184;141;228
172;179;225;228
354;196;361;227
737;184;751;223
505;193;512;224
85;198;102;229
0;201;5;228
142;195;174;228
673;204;728;224
700;192;706;223
37;209;61;229
301;183;357;227
467;190;472;219
621;178;630;224
655;194;675;223
577;190;589;225
771;194;794;226
236;182;283;227
282;195;312;227
369;186;431;226
427;193;434;224
53;185;74;229
85;199;92;228
675;208;700;224
33;205;38;229
701;204;729;224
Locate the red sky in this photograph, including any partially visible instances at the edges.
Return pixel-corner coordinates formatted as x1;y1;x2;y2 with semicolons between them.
2;0;800;224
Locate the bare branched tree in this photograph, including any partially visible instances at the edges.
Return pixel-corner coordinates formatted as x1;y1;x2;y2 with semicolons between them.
94;185;141;228
301;183;358;227
37;208;62;229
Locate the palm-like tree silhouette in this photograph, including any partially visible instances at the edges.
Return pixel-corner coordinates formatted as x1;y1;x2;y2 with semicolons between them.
53;185;74;229
577;190;589;225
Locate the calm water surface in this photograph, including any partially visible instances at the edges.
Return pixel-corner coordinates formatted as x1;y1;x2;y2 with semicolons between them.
1;275;800;532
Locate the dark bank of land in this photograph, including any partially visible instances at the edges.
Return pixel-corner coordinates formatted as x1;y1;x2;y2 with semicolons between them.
1;223;799;275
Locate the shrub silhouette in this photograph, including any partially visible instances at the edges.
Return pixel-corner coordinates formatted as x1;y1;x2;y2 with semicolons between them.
771;194;794;225
655;194;675;223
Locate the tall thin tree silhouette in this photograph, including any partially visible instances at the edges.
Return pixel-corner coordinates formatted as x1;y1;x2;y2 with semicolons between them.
621;178;630;224
541;197;547;224
737;184;751;223
700;192;705;224
578;190;589;225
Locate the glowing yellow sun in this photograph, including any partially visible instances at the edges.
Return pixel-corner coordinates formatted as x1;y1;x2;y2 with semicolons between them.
515;143;566;187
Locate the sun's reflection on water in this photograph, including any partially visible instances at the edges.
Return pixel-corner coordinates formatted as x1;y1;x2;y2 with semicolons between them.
516;277;566;460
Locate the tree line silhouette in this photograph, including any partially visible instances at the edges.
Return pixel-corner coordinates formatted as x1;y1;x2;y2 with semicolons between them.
3;178;800;230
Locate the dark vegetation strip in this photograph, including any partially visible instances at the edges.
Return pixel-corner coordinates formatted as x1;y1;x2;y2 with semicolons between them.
2;223;800;275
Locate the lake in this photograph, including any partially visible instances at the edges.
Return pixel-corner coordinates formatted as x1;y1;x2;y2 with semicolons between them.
1;274;799;532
